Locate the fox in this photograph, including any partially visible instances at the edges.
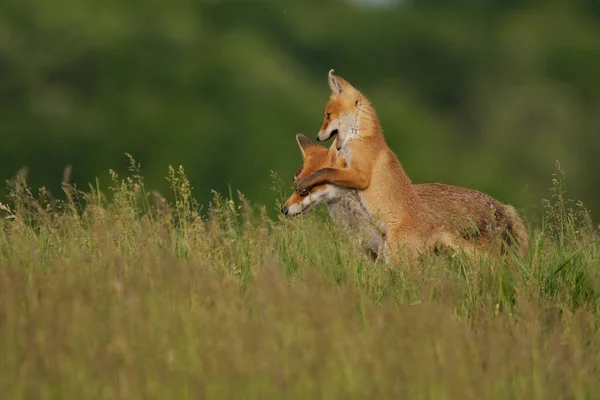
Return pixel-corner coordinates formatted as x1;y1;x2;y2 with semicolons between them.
294;69;529;263
282;134;385;261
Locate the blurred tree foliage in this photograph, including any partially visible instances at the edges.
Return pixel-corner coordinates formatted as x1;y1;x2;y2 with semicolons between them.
1;0;599;221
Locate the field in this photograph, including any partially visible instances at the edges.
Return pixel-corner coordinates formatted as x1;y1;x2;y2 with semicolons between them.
0;158;599;399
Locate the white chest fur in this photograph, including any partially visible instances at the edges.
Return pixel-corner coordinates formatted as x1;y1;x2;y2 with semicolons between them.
337;113;359;165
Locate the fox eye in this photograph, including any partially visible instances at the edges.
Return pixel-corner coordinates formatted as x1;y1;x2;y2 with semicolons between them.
325;112;331;120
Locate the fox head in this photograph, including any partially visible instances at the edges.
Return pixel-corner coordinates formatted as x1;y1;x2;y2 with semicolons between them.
316;69;367;149
281;133;350;217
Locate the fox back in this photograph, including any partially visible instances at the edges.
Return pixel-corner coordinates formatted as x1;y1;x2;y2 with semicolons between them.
415;183;529;256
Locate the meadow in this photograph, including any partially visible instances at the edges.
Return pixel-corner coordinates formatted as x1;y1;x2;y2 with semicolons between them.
0;157;599;399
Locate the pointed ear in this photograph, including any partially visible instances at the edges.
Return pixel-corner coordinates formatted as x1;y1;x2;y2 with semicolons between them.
328;69;354;95
296;133;317;157
328;69;343;94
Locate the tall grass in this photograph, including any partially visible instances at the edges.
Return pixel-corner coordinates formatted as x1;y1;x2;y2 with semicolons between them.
0;158;598;399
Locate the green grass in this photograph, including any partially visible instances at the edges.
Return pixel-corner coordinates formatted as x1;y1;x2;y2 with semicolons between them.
0;158;599;399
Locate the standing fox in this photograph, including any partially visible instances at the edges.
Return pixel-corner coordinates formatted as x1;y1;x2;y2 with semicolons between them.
293;70;528;263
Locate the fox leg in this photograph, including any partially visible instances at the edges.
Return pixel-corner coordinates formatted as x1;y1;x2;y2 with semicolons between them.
436;233;483;263
296;166;369;196
383;230;421;266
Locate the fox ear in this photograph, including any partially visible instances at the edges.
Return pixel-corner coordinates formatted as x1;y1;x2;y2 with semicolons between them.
295;133;318;157
328;69;351;95
328;69;343;94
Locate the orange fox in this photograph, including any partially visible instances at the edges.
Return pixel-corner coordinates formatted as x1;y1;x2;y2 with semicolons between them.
294;70;528;262
282;134;385;261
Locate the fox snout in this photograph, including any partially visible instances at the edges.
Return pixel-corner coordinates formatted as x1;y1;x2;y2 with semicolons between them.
317;128;338;142
281;203;303;217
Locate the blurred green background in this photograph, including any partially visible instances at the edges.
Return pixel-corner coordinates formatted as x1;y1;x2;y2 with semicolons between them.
1;0;599;222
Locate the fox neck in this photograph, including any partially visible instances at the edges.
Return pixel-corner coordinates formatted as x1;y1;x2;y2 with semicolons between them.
336;102;382;149
356;102;382;139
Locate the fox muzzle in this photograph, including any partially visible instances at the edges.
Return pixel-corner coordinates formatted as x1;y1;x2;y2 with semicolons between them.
316;129;338;142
